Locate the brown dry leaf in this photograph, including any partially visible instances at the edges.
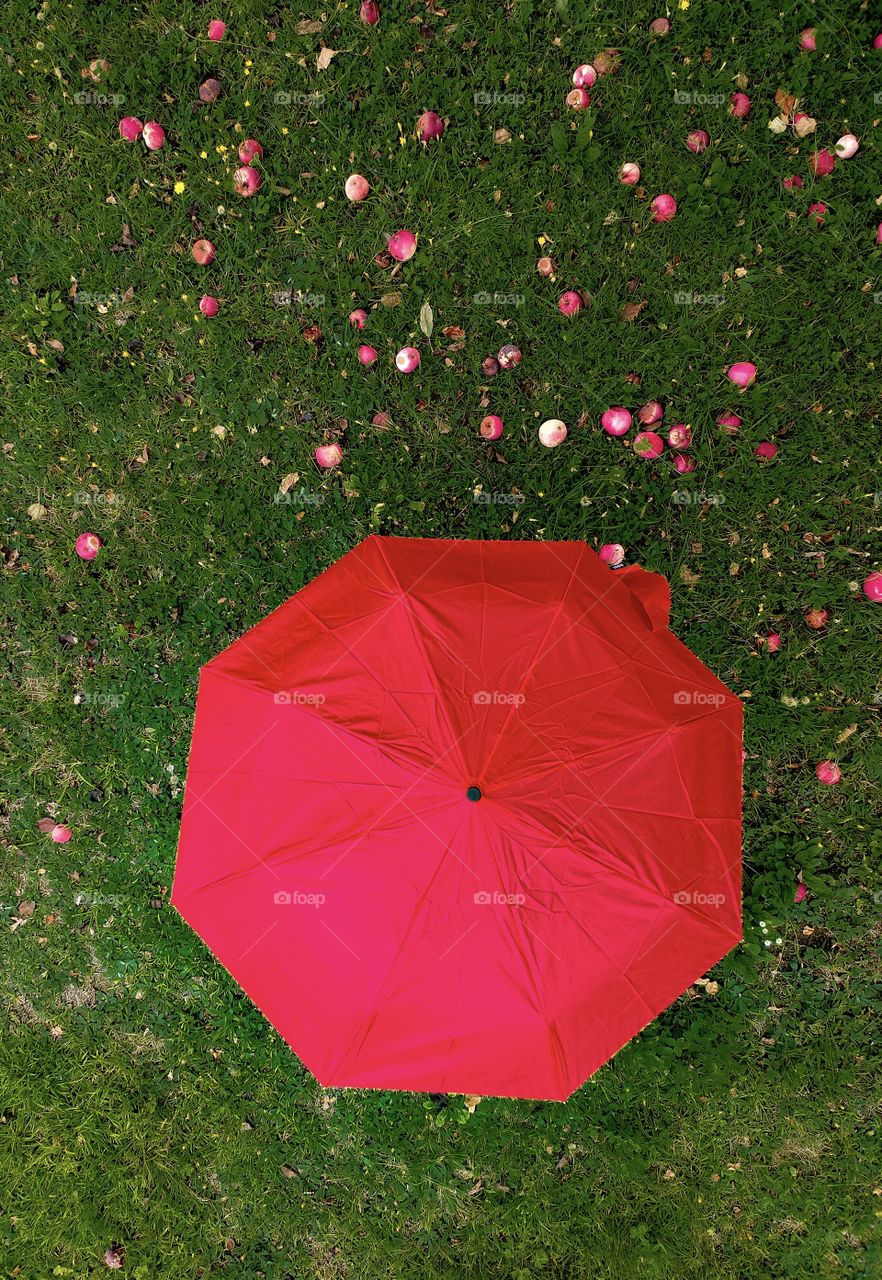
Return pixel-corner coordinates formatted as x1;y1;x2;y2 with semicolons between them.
46;339;64;353
794;114;816;138
316;47;338;71
27;503;48;520
279;472;299;494
443;325;465;339
679;566;701;584
775;89;797;117
494;127;512;144
296;19;324;33
734;72;749;90
380;292;402;308
281;1165;297;1178
619;300;646;323
835;723;858;744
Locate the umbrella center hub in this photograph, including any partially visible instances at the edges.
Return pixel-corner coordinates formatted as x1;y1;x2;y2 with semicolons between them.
466;785;482;802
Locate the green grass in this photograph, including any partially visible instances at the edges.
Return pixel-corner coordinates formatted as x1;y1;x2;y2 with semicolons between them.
2;0;882;1276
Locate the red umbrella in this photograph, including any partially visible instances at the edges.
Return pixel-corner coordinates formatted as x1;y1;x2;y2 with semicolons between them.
172;536;742;1101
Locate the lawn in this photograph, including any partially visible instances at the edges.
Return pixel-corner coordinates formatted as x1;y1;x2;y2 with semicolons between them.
2;0;882;1276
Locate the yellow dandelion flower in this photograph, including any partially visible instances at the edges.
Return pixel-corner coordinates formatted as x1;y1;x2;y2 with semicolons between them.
174;180;185;194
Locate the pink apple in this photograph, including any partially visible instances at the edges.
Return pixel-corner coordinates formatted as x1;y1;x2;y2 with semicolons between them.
782;174;804;190
716;411;741;434
633;431;664;459
538;419;567;447
344;173;370;202
862;572;882;601
536;256;556;277
479;415;504;440
75;532;102;560
238;138;263;164
619;162;641;185
809;148;836;176
834;134;859;159
667;423;692;449
192;239;216;265
558;290;584;316
754;442;778;460
763;632;782;652
649;17;671;34
572;63;597;88
51;824;72;843
349;308;368;328
729;92;751;118
601;407;632;436
637;400;663;426
207;19;226;41
807;202;827;225
799;27;816;50
199;295;219;317
360;0;380;22
234;165;261;196
651;194;677;222
395;346;420;373
358;344;378;366
118;116;143;142
416;111;444;141
199;78;222;103
673;453;696;474
599;542;625;565
142;121;166;150
388;229;416;262
315;444;343;469
566;88;591;109
726;361;757;389
815;761;841;785
497;344;521;369
685;129;709;154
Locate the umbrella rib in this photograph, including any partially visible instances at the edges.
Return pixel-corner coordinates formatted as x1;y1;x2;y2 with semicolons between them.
478;547;586;781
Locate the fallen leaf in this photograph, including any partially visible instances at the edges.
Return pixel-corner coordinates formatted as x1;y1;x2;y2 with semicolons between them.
317;47;338;71
619;300;646;323
419;300;433;338
46;339;64;353
279;472;299;494
296;19;324;33
380;292;402;308
835;723;858;744
27;503;48;520
494;127;512;145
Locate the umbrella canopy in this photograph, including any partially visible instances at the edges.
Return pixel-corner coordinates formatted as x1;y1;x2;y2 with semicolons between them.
172;536;742;1101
